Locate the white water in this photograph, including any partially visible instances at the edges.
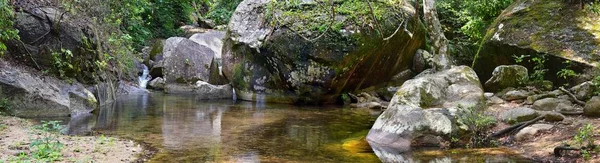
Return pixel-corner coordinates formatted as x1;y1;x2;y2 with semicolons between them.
138;64;150;89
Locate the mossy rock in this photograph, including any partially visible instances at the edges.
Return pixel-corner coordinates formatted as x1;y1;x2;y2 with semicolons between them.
473;0;599;85
222;0;425;104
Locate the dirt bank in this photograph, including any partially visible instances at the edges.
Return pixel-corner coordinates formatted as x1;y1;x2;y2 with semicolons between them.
0;115;146;162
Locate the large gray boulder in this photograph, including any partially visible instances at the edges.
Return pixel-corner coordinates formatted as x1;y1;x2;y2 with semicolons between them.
367;66;484;151
533;98;572;111
484;65;528;92
160;37;215;84
222;0;425;104
584;96;600;117
189;30;225;59
165;81;233;100
499;107;538;124
0;60;98;117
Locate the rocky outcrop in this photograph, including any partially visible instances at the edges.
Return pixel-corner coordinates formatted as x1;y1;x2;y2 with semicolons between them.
484;65;528;92
222;0;425;104
584;96;600;117
165;81;233;100
472;0;598;84
160;37;215;84
367;66;484;151
0;60;98;117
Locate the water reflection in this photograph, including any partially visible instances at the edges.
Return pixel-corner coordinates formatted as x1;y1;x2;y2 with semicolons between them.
52;93;531;162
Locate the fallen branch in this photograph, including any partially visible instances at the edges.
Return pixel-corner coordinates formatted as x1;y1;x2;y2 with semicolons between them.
554;145;579;157
559;87;586;106
489;115;545;138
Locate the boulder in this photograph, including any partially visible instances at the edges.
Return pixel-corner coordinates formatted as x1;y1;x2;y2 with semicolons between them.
570;81;597;101
165;81;233;100
556;103;575;112
515;124;553;141
533;98;572;111
484;65;528;92
222;0;425;104
117;81;149;95
542;112;565;122
499;107;539;124
161;37;215;84
584;96;600;117
472;0;598;84
367;66;484;151
412;49;433;73
149;77;166;90
0;60;98;117
189;30;225;59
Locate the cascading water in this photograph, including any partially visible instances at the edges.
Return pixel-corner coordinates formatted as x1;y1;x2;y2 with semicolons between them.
138;64;150;89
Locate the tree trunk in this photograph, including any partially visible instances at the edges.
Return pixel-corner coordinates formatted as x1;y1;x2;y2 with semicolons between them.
422;0;452;70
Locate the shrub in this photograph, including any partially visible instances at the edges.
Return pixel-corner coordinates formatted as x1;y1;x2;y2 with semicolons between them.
455;105;497;148
0;0;20;56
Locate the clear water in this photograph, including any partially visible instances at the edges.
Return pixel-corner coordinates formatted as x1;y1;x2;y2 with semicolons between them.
49;93;533;162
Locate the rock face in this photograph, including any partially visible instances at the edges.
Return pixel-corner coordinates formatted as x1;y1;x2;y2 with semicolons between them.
367;66;484;151
165;81;233;100
222;0;425;104
499;107;538;123
0;60;97;117
6;7;104;83
472;0;598;83
584;96;600;117
484;65;528;92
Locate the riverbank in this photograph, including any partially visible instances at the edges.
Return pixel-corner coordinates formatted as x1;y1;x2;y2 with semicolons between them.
487;101;600;162
0;115;146;162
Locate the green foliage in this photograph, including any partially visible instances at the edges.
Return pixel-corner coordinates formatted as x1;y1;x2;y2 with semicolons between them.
574;124;598;160
513;54;548;82
557;61;578;80
206;0;243;25
29;121;64;162
51;49;75;80
0;97;12;115
587;1;600;14
455;105;497;148
0;0;20;56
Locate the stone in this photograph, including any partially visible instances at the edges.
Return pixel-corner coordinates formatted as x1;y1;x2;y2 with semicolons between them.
117;82;149;95
533;98;572;111
484;92;495;99
484;65;528;92
542;112;565;122
222;0;425;104
584;96;600;117
412;49;433;73
515;124;553;141
189;30;225;59
502;90;529;101
165;81;233;100
488;96;505;105
349;102;388;110
149;77;166;90
499;107;539;124
367;66;485;151
556;103;575;112
0;59;98;117
570;81;597;101
472;0;598;84
161;37;215;84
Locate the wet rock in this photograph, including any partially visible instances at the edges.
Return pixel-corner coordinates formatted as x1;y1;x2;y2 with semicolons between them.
502;90;529;101
499;107;539;124
515;124;553;141
117;82;149;95
68;84;98;114
533;98;572;111
570;81;597;101
165;81;233;100
367;66;484;151
222;0;425;104
148;77;166;90
484;65;528;92
542;112;565;122
584;96;600;117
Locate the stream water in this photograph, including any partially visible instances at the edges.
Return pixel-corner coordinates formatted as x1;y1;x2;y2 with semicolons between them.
42;93;533;162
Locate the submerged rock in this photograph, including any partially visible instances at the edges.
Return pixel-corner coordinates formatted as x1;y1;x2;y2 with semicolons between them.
222;0;425;104
584;96;600;117
0;60;98;117
484;65;528;92
367;66;484;151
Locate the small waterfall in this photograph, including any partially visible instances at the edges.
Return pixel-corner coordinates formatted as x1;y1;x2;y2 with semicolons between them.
138;64;150;89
